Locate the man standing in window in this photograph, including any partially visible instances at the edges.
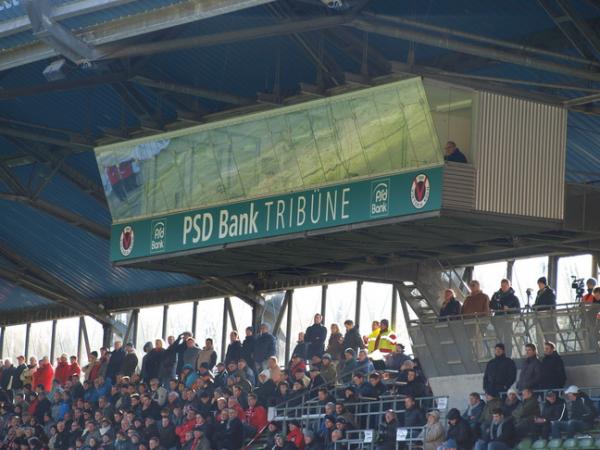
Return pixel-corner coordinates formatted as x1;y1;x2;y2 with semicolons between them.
444;141;468;163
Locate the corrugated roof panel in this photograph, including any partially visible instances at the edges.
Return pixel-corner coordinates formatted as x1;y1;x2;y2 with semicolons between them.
0;279;52;311
0;199;197;299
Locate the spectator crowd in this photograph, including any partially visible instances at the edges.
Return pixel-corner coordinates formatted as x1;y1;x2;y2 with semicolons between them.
0;277;598;450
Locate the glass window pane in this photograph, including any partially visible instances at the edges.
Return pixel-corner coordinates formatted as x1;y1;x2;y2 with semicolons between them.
325;282;356;331
55;318;79;361
165;302;194;338
29;321;53;360
195;298;225;358
557;254;592;304
289;286;322;354
512;256;548;308
473;261;507;298
138;306;164;351
2;324;26;360
359;282;393;337
83;317;104;366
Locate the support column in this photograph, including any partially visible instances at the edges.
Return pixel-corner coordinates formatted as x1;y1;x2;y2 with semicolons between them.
548;255;559;289
592;253;599;279
77;317;84;362
162;305;169;340
391;285;398;330
321;285;328;320
285;290;294;363
192;301;198;337
102;323;112;348
24;323;31;358
355;281;363;328
507;260;515;282
463;266;474;284
131;309;139;348
50;320;57;362
0;326;5;359
221;299;229;362
81;317;91;358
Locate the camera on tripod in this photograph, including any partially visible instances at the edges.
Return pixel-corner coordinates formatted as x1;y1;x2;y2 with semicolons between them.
571;276;585;301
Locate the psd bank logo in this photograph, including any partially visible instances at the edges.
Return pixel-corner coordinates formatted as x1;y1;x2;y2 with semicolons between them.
370;179;390;217
150;219;167;253
119;226;134;257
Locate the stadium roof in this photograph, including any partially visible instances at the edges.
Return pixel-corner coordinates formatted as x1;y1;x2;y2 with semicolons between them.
3;0;600;325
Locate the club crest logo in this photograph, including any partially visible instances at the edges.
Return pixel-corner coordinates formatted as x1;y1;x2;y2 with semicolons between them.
119;226;134;256
410;174;430;209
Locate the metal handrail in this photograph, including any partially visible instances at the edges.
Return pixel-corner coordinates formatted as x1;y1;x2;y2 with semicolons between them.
333;426;426;450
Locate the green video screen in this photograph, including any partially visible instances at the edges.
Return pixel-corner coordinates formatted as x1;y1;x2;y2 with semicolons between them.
95;77;444;223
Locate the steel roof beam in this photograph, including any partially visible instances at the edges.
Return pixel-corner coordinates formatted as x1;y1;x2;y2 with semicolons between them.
0;0;137;39
537;0;597;60
0;125;92;151
98;15;352;59
363;11;600;68
132;76;254;106
351;16;600;82
555;0;600;58
0;0;277;72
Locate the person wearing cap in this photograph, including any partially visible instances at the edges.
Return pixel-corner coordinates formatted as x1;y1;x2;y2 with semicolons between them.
289;353;307;379
305;313;327;360
512;388;540;438
483;344;516;395
445;408;473;450
376;409;398;450
517;344;542;390
534;276;556;310
255;323;277;373
582;278;597;303
303;428;324;450
540;341;566;390
551;385;598;438
307;366;326;394
287;420;305;449
534;391;566;439
419;410;444;450
480;389;503;436
319;354;336;386
474;408;517;450
371;319;397;356
339;348;358;384
502;388;520;416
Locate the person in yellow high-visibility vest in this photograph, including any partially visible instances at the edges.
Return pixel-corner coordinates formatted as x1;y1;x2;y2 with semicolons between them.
372;319;397;355
365;321;380;353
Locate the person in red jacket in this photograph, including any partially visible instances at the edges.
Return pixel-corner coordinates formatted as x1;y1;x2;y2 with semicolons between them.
287;420;305;450
69;356;81;379
244;393;268;434
33;357;54;392
54;354;71;386
175;408;197;444
289;354;306;379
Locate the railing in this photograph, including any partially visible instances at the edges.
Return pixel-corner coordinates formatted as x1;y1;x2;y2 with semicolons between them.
270;395;449;436
409;302;600;376
333;427;425;450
